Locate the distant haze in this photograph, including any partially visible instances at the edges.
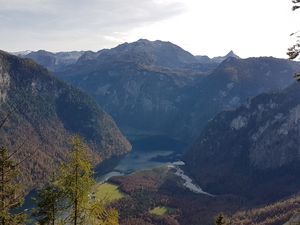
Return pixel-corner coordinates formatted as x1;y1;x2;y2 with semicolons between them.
0;0;299;58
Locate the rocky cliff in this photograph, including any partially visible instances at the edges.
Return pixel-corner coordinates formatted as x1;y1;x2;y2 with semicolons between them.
184;83;300;202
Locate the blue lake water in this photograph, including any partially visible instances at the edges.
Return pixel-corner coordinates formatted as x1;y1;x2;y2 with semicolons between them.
96;149;175;182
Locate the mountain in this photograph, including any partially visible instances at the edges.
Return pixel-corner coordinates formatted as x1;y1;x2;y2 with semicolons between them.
21;50;86;71
76;39;199;69
195;50;239;64
71;39;219;75
56;39;213;141
211;50;239;63
184;83;300;202
0;51;131;188
195;55;212;64
55;40;299;142
11;50;32;56
185;56;299;137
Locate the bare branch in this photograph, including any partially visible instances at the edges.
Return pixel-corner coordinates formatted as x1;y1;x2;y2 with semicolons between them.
293;5;300;10
0;107;15;130
6;139;27;161
13;146;39;168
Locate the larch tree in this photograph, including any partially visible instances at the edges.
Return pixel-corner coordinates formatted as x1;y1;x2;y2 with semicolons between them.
215;213;228;225
32;135;119;225
87;200;119;225
57;135;94;225
0;147;26;225
57;135;119;225
32;173;64;225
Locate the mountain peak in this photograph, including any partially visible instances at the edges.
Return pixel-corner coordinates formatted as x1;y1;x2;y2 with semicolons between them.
225;50;239;58
77;39;198;68
210;50;239;63
137;38;151;43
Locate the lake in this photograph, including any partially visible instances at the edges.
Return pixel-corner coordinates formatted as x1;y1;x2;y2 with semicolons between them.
96;149;175;182
96;136;211;196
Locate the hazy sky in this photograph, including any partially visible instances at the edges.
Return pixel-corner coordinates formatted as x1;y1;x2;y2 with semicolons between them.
0;0;299;58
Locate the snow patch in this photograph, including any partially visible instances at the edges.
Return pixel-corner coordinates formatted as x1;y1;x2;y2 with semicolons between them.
278;105;300;135
227;82;234;90
251;122;270;141
229;96;240;106
0;65;10;102
230;116;248;130
96;84;111;95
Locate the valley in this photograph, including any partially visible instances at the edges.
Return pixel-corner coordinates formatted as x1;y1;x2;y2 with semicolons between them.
2;0;300;224
1;38;300;224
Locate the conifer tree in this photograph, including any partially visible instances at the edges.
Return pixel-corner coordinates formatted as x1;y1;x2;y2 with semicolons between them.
57;135;94;225
32;173;64;225
58;135;119;225
0;147;26;225
215;213;228;225
87;200;119;225
34;135;119;225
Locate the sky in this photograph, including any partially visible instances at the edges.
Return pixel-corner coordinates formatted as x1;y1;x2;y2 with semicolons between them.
0;0;299;58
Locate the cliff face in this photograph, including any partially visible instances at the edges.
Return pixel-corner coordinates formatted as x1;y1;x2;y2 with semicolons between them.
0;51;131;188
184;83;300;202
182;57;299;138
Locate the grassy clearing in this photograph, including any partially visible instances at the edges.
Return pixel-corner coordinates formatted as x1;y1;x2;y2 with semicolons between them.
94;183;124;203
149;206;175;216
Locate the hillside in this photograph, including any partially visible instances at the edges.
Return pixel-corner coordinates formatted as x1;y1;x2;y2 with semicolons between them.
184;83;300;202
0;51;131;188
228;194;300;225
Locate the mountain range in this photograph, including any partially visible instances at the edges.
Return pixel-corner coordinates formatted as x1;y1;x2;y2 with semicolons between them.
27;39;299;142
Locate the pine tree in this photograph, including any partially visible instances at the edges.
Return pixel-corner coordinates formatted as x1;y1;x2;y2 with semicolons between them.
215;213;228;225
0;147;26;225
